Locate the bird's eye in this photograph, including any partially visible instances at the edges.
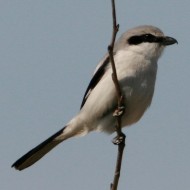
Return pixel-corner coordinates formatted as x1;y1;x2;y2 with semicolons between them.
143;34;155;41
144;34;150;38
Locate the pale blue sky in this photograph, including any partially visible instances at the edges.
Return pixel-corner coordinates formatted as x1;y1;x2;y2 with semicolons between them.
1;1;189;190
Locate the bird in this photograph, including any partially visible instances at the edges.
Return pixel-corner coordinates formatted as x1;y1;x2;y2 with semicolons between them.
12;25;177;171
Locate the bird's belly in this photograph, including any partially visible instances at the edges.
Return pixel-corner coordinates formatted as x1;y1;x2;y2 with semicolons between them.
121;78;155;127
93;78;155;134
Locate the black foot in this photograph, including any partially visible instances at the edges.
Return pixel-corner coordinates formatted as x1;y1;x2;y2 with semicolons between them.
112;133;126;145
113;106;125;117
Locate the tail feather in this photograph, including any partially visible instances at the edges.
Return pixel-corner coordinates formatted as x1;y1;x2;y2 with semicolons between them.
12;126;66;171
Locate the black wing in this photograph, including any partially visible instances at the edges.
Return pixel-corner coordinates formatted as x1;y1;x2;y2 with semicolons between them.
80;56;110;109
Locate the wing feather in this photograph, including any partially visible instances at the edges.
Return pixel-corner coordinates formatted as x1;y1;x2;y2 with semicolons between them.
80;56;110;109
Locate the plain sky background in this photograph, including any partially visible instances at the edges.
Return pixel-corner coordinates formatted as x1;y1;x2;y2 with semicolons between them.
1;1;189;190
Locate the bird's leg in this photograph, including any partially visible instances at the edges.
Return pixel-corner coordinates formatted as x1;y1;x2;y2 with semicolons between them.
113;95;125;117
112;132;126;145
112;95;126;145
113;106;125;117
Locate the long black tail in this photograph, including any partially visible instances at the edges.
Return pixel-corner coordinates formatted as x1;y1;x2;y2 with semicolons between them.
12;126;66;171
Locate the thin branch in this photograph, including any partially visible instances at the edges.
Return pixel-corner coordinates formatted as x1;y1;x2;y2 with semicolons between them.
108;0;121;104
108;0;126;190
110;139;126;190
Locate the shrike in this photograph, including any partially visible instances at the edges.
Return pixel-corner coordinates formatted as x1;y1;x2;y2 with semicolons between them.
12;25;177;170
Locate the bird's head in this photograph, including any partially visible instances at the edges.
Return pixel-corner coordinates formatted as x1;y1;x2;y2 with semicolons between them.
115;25;178;60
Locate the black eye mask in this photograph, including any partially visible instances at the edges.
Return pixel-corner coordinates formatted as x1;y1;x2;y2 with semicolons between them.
128;34;164;45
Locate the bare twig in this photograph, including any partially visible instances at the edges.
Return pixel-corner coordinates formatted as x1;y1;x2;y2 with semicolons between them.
108;0;126;190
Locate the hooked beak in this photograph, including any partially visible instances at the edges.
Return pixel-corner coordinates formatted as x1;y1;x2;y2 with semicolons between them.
161;36;178;46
